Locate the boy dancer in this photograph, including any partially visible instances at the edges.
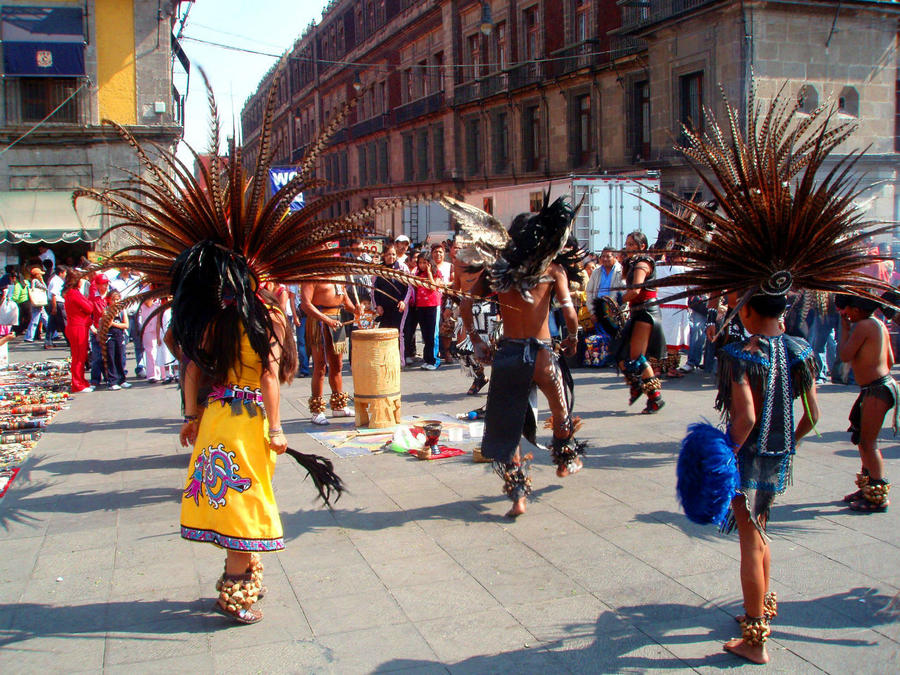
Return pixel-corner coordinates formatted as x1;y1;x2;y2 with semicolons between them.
838;295;896;512
643;84;893;664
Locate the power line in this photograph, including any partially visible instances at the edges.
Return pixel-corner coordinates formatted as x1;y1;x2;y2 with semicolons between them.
180;34;632;72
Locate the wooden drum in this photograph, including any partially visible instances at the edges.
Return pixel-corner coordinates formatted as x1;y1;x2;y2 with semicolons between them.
350;328;402;428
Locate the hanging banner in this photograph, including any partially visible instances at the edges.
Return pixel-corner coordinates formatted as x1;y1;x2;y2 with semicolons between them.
2;6;85;77
268;168;305;212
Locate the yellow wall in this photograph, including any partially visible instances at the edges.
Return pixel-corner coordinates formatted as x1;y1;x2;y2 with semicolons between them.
96;0;136;124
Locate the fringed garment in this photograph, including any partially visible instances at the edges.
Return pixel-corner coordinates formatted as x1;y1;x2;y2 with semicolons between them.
306;307;348;355
180;326;284;551
481;338;574;463
612;255;667;363
716;334;816;535
848;374;900;445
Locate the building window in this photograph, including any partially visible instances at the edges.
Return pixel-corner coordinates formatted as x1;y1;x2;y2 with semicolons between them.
529;191;543;213
523;5;540;79
433;124;445;178
494;21;507;71
467;33;482;81
895;79;900;153
432;52;444;92
799;85;819;114
367;142;377;185
12;77;79;124
523;104;542;172
574;0;589;42
466;118;482;176
416;129;429;180
632;80;650;161
680;71;703;136
492;111;509;173
403;68;413;104
403;134;414;181
418;60;427;98
378;139;389;184
839;86;859;117
571;93;592;167
524;5;539;60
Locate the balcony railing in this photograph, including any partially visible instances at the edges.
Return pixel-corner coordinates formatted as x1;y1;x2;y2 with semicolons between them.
350;113;387;138
393;91;444;125
481;71;509;97
550;40;604;76
508;61;544;91
618;0;721;33
610;35;647;59
453;80;481;106
327;127;349;146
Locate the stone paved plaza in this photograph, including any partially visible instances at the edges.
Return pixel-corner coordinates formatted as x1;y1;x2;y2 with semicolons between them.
1;343;898;673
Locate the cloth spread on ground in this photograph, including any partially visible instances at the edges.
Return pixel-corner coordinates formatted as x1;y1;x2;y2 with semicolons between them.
0;359;70;505
306;413;476;458
407;446;467;460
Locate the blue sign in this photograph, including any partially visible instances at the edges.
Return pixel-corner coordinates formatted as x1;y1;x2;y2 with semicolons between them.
268;168;304;212
2;7;85;77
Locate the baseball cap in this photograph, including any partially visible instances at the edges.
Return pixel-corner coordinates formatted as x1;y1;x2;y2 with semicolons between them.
394;234;410;243
93;272;109;283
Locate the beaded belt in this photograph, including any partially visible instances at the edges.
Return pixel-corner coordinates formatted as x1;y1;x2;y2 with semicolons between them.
208;384;265;409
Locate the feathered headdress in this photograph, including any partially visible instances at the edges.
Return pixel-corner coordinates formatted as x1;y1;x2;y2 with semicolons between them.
442;190;584;302
644;82;893;314
75;68;448;335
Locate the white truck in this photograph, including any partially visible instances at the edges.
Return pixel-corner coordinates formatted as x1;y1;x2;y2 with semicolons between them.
460;174;661;253
375;173;662;252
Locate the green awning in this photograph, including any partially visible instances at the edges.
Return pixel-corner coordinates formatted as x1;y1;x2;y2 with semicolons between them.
0;190;101;244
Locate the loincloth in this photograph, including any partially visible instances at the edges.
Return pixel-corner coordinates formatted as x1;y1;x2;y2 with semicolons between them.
848;374;900;445
306;307;347;355
481;338;565;464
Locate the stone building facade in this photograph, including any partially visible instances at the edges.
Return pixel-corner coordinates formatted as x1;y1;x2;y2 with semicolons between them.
240;0;900;243
0;0;189;265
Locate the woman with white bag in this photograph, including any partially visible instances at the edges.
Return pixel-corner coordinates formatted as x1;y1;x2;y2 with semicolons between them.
24;264;49;342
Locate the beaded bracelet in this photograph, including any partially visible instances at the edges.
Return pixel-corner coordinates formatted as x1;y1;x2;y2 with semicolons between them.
183;414;198;424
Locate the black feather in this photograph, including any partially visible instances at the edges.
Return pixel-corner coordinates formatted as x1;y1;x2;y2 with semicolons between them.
284;448;345;507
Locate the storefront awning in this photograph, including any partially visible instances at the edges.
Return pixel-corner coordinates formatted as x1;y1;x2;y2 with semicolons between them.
0;191;101;244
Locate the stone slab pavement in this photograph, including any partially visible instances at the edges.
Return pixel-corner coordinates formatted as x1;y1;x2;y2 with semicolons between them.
0;343;898;673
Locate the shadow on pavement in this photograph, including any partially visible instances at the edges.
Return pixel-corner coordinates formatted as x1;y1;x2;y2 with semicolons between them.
29;453;186;477
0;485;179;526
43;417;181;435
369;590;892;672
279;486;563;540
0;599;231;647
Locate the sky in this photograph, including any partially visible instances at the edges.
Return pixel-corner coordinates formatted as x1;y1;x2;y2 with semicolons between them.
174;1;324;162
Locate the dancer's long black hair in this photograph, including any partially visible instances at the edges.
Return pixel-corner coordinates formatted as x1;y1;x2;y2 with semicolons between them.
170;240;296;384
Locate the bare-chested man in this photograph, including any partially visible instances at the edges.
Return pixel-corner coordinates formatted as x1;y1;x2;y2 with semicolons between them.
837;294;896;512
300;279;359;425
463;241;583;518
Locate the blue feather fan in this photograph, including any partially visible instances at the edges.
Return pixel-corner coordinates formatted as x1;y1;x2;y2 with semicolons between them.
677;422;740;527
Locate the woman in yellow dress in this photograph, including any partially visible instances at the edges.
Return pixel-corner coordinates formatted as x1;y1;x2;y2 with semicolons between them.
174;241;298;624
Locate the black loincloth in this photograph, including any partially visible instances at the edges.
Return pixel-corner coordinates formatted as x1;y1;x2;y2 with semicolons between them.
848;374;900;445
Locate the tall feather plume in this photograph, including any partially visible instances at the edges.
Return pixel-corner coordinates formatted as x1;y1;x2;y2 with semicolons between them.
642;82;893;311
76;68;465;349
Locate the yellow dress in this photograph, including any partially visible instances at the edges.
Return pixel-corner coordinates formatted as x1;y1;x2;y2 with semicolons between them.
180;327;283;551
